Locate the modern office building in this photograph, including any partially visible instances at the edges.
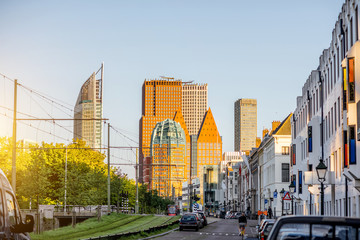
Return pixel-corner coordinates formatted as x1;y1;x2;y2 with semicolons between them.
182;83;208;136
150;119;186;197
196;108;223;176
139;78;208;183
139;78;182;182
73;64;103;149
234;98;257;153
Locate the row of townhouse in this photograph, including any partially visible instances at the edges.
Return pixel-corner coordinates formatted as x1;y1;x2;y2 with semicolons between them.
238;116;292;218
291;0;360;217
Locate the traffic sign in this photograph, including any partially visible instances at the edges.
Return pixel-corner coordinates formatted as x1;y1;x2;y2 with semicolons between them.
264;199;268;204
282;192;291;201
274;191;278;198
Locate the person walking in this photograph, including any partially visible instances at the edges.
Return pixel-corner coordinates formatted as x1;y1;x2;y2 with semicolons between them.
238;212;247;237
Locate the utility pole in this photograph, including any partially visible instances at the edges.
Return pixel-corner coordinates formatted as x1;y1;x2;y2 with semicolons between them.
64;147;68;212
12;79;17;193
135;148;139;214
107;123;111;214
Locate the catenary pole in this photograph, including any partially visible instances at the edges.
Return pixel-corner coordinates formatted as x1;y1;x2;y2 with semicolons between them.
135;148;139;214
12;80;17;193
108;123;111;214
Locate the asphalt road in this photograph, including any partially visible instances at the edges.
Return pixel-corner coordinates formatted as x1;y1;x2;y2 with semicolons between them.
155;218;258;240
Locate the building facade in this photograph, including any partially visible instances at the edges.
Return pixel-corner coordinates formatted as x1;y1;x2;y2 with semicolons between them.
139;79;182;182
150;119;186;197
139;79;208;183
73;64;103;149
291;0;360;218
222;152;243;211
182;83;208;136
234;98;257;153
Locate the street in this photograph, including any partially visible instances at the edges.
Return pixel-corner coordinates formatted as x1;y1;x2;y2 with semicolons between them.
155;218;258;240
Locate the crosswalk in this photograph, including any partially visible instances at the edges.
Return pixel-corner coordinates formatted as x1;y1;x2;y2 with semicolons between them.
199;232;248;237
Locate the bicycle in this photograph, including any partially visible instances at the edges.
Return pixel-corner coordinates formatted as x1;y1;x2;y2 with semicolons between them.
239;223;246;239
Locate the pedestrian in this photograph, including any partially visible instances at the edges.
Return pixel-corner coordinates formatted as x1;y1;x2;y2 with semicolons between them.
238;212;247;237
268;207;273;219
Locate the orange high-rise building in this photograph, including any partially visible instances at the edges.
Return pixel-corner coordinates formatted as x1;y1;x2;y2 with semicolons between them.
196;108;223;176
139;79;182;183
150;119;186;197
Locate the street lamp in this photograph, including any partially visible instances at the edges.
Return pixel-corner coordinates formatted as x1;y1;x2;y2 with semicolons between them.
280;188;285;216
316;159;327;215
289;182;295;215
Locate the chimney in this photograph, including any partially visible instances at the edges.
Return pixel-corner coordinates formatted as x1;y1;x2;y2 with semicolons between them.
262;129;269;139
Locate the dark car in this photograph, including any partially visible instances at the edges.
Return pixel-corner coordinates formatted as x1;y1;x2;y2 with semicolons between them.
258;222;274;240
267;216;360;240
179;214;202;231
197;212;207;226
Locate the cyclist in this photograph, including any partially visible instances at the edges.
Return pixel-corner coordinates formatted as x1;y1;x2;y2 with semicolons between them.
238;212;247;237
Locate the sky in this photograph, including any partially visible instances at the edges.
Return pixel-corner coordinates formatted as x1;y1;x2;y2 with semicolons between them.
0;0;345;178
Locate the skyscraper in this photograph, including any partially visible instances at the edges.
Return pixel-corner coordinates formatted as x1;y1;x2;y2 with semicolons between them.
150;119;186;197
139;78;182;182
182;83;208;136
139;78;209;184
74;64;103;149
234;98;257;153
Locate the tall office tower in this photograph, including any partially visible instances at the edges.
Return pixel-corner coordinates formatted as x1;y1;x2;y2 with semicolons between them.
182;83;208;136
196;108;222;205
150;119;186;197
139;78;182;182
234;98;257;153
196;108;223;176
74;64;103;149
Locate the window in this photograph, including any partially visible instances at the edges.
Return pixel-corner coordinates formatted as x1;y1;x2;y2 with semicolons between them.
336;225;357;240
276;223;309;240
312;224;333;239
334;103;337;131
348;58;355;103
344;130;349;168
357;7;359;41
308;126;312;152
316;89;319;112
331;107;334;135
291;144;296;166
282;146;289;155
298;171;302;194
349;125;356;164
351;18;354;46
282;163;290;182
5;191;19;226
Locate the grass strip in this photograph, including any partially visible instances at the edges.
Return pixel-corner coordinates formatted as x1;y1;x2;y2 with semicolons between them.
30;214;180;240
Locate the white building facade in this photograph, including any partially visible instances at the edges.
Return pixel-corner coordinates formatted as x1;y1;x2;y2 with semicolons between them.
291;0;360;217
249;115;292;217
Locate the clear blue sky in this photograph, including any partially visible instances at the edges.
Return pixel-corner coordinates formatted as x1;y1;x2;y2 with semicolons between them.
0;0;344;178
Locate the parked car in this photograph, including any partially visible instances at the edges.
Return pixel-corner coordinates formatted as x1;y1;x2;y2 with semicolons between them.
234;212;242;219
192;212;204;228
0;168;34;239
258;222;274;240
179;213;202;231
197;212;207;226
267;216;360;240
257;219;275;235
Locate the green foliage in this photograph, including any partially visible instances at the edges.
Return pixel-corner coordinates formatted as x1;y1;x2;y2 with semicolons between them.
0;137;175;211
